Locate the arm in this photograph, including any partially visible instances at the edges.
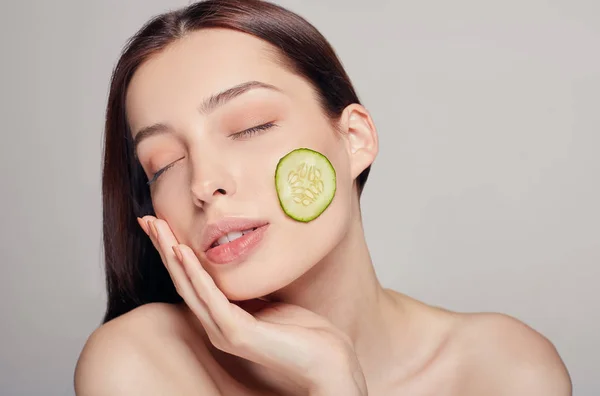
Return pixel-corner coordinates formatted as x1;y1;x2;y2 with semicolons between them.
307;346;368;396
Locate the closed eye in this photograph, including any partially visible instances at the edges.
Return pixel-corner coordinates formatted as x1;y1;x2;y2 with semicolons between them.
230;122;277;140
146;122;277;186
146;156;185;186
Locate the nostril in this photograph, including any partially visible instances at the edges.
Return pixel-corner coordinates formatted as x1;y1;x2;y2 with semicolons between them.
216;188;226;195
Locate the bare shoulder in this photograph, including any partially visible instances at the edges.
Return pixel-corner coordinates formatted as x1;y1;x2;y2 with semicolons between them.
451;312;572;396
74;302;221;396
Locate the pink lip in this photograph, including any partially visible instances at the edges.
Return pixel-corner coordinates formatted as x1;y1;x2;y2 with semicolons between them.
204;224;269;265
201;217;269;251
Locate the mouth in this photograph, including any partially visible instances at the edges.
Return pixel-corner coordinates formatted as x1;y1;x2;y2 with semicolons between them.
204;224;269;266
209;227;259;249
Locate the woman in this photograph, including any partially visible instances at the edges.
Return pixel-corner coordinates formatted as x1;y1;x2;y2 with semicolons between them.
74;0;571;394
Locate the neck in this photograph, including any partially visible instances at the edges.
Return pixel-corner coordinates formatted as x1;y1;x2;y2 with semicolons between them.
265;213;401;368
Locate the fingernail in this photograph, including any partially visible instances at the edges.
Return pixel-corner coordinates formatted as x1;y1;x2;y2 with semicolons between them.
172;245;183;262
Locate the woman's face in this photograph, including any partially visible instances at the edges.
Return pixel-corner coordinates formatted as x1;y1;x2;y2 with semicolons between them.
126;28;372;300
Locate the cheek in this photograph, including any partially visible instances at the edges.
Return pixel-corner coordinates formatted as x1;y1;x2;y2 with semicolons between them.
149;173;197;234
273;149;353;256
293;144;354;250
237;150;281;202
269;196;351;285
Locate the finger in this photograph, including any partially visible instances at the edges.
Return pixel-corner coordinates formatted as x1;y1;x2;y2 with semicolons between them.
140;216;172;281
151;219;220;334
148;218;184;278
136;216;150;235
140;215;159;249
177;244;257;336
141;216;191;303
139;217;217;333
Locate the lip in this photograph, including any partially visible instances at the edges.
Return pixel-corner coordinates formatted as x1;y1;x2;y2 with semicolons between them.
200;217;269;253
204;224;269;265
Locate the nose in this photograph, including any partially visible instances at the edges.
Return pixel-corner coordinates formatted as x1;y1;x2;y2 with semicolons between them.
189;155;236;207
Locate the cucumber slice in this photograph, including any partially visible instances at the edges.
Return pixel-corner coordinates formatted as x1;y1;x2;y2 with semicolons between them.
275;148;336;222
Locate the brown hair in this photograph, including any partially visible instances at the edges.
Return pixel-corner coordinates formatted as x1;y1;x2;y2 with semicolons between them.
101;0;370;323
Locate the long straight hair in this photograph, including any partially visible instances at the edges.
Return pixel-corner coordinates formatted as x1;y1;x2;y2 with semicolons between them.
101;0;370;323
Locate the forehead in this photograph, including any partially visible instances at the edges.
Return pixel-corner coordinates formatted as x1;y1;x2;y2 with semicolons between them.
125;28;301;130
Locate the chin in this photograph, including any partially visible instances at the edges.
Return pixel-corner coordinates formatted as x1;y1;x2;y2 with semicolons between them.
211;258;308;302
212;232;343;302
215;278;287;302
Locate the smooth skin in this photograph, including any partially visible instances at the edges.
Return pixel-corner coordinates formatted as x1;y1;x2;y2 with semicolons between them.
75;28;571;395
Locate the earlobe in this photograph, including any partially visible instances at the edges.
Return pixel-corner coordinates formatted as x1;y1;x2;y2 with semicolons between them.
341;104;379;179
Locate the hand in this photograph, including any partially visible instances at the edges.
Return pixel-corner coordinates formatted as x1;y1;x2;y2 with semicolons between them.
138;215;367;394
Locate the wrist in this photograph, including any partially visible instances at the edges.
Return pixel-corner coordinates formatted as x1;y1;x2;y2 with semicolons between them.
309;383;367;396
307;352;367;396
308;375;367;396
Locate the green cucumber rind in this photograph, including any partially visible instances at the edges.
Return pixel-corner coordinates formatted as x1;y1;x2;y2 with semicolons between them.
275;148;336;222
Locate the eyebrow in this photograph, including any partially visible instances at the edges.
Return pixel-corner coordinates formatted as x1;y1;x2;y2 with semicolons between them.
132;80;282;155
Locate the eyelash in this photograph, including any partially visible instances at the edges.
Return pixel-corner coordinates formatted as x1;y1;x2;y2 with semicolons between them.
146;122;277;186
146;157;182;186
230;121;277;140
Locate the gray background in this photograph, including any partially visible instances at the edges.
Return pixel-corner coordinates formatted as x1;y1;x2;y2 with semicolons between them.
1;0;598;395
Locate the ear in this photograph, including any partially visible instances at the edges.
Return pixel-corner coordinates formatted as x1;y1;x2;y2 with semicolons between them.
338;104;379;179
